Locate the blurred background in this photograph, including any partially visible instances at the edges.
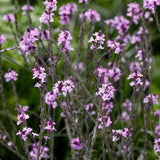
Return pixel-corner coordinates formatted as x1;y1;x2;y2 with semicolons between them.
0;0;160;159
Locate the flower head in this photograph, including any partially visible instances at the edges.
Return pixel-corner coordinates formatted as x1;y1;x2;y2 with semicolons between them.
4;69;18;82
71;137;83;150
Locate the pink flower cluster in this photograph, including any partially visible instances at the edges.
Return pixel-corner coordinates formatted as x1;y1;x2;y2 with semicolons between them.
143;0;160;13
33;66;47;88
39;0;57;24
107;39;124;54
53;79;75;97
127;71;143;87
0;34;6;45
59;3;77;25
16;127;32;141
45;79;75;108
22;5;34;15
89;30;105;50
4;69;18;82
19;28;39;55
127;3;142;24
96;83;116;101
58;30;74;52
112;128;131;142
98;115;112;129
105;15;130;36
143;94;158;105
44;119;56;132
79;0;88;4
71;137;83;150
84;9;101;23
45;91;57;109
30;142;50;160
3;13;14;23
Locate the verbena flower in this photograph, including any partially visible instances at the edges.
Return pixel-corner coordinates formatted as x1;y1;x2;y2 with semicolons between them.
33;66;47;87
127;3;142;24
112;128;131;142
71;137;83;150
19;28;39;55
59;3;77;25
84;9;101;23
127;71;143;87
58;30;74;51
44;119;56;132
3;14;14;23
143;0;160;13
98;115;112;129
16;127;32;141
122;99;132;112
53;79;75;97
107;39;124;54
79;0;88;4
45;91;57;109
96;83;116;101
4;69;18;82
0;34;6;45
17;112;29;125
143;94;158;105
89;30;105;50
43;0;57;11
22;5;34;15
30;142;50;160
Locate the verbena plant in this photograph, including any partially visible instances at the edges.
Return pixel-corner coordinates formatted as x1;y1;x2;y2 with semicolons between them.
0;0;160;159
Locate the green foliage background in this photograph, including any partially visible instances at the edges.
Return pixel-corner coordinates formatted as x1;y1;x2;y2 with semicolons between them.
0;0;160;159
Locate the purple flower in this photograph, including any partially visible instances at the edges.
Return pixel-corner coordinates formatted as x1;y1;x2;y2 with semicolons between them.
96;83;116;101
16;127;32;141
17;112;29;125
143;0;160;13
121;111;130;122
19;28;39;55
84;9;101;23
45;91;57;109
103;101;113;112
59;3;77;25
44;119;56;132
71;137;83;150
79;0;88;4
154;110;160;118
89;30;105;50
105;16;130;36
22;5;34;15
4;69;18;82
122;99;132;112
127;71;143;87
127;3;142;24
107;66;121;81
33;66;47;86
98;115;112;129
43;0;57;11
0;34;6;45
156;124;160;137
3;14;14;23
30;142;50;160
58;30;74;52
107;40;124;54
41;30;50;40
129;61;141;72
154;138;160;158
112;128;131;142
39;11;54;24
143;94;158;105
